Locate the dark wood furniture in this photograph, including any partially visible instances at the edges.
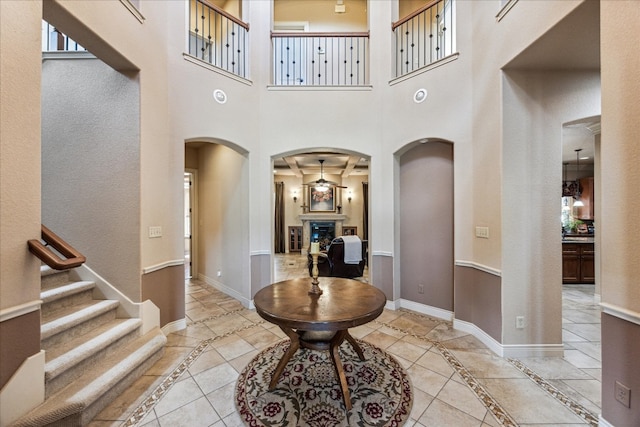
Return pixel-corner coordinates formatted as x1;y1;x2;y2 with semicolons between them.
288;226;302;252
253;278;386;410
562;241;595;284
307;237;368;278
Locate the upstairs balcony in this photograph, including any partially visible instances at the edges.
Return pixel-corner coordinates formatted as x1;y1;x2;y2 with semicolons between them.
42;0;456;86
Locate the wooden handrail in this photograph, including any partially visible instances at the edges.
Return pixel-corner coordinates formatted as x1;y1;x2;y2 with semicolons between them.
271;31;370;38
28;225;86;270
392;0;441;31
197;0;250;31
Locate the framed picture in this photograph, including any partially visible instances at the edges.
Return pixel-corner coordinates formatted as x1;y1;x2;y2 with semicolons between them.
343;226;357;236
309;186;335;212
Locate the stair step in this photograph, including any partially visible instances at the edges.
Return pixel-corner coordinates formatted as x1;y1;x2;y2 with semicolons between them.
40;266;72;290
45;318;142;397
41;281;96;317
11;328;167;427
41;300;120;350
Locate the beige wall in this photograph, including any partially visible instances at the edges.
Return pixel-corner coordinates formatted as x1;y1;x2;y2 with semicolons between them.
41;58;141;300
195;143;250;301
600;1;640;425
0;0;43;390
274;0;368;31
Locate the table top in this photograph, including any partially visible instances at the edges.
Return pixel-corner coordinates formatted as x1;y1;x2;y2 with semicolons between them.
254;278;386;332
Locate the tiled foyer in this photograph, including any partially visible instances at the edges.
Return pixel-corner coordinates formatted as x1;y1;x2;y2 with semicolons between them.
90;254;602;427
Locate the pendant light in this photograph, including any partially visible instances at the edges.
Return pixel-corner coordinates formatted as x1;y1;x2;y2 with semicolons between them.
573;149;584;207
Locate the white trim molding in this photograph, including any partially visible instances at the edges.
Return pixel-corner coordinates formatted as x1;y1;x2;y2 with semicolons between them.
143;259;184;275
454;319;504;356
251;250;271;256
0;300;42;322
0;350;45;426
455;260;502;277
398;299;454;322
199;273;252;308
598;415;614;427
453;319;563;358
372;251;393;257
162;318;187;335
600;302;640;326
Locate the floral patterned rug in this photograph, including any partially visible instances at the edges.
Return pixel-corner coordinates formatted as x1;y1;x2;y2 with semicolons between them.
235;338;413;426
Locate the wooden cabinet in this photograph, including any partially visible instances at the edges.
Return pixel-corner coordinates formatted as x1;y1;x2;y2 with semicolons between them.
288;226;302;252
562;242;595;284
576;177;594;220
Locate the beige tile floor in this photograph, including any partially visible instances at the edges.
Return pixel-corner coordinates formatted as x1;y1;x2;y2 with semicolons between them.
90;254;601;427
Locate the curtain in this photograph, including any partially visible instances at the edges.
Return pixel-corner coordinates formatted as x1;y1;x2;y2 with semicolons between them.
274;182;286;253
362;181;369;241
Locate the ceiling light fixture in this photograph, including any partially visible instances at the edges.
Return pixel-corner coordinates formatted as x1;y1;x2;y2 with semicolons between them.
213;89;227;104
413;88;428;103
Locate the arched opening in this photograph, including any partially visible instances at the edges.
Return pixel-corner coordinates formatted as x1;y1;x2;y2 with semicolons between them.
271;149;370;282
397;140;454;313
185;139;251;304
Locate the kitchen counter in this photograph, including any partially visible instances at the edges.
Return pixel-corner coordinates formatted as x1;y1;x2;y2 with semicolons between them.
563;236;595;243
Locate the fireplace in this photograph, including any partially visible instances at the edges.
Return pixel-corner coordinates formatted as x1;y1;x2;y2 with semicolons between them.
299;213;347;254
310;222;335;251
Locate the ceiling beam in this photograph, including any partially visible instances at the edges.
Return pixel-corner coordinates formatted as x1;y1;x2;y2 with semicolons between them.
283;156;303;177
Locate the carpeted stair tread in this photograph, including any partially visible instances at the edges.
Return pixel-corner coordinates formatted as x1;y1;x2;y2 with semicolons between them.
45;318;142;381
11;328;167;427
41;281;95;305
41;300;120;340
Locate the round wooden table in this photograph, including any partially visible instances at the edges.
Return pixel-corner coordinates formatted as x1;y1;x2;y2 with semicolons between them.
253;277;386;410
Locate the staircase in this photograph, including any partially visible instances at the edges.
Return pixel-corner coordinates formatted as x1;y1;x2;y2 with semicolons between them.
11;267;166;426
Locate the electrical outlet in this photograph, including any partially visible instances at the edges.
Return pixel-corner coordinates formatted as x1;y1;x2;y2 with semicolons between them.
475;226;489;239
516;316;525;329
615;381;631;408
148;226;162;238
418;284;424;294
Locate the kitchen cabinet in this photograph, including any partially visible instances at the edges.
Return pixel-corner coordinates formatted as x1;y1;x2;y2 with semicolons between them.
562;242;595;284
576;177;594;220
289;226;302;252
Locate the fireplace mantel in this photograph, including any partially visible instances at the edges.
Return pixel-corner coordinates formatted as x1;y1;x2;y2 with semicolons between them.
299;213;348;254
299;213;347;221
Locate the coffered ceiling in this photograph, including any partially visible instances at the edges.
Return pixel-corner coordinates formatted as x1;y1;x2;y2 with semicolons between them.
273;152;369;177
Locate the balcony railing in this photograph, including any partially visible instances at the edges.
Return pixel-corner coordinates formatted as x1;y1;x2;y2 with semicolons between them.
42;21;86;52
188;0;249;79
271;32;369;86
392;0;455;78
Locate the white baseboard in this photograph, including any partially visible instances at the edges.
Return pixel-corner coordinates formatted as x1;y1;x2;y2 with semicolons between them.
398;299;454;322
598;415;613;427
199;273;252;308
453;319;504;356
387;299;563;358
162;318;187;335
73;264;160;332
0;350;45;426
454;318;564;358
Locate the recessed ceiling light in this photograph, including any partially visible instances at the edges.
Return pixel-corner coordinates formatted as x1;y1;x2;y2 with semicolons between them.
213;89;227;104
413;88;427;103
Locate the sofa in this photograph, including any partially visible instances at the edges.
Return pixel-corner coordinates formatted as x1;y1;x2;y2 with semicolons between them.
307;237;367;278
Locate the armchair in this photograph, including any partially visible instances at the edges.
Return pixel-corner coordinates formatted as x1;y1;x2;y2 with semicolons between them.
307;237;367;279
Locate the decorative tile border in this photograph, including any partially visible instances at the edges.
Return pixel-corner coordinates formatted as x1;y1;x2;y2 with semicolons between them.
121;310;264;427
373;313;519;427
508;358;599;426
121;305;597;427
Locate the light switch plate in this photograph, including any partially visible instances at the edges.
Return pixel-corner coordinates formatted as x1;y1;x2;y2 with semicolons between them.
475;226;489;239
149;226;162;238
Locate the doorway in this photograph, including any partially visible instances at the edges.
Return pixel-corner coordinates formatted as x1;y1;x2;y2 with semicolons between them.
184;171;195;279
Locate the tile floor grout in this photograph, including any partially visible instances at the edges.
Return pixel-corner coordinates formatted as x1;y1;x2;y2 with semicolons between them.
89;254;601;427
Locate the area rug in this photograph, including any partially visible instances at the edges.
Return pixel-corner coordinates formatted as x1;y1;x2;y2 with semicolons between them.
235;338;412;427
